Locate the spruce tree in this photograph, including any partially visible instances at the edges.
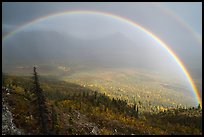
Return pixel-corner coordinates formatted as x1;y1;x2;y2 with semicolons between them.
197;103;201;110
136;105;139;119
31;67;49;134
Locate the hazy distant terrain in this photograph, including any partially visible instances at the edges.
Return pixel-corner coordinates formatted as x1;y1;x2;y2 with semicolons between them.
2;30;188;76
3;30;173;69
2;30;200;107
61;68;196;107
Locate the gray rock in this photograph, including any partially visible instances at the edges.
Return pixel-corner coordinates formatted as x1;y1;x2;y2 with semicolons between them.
2;99;23;135
90;126;99;135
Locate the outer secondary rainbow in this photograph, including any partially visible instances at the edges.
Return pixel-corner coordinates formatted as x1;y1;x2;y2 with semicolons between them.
2;10;202;107
154;3;202;45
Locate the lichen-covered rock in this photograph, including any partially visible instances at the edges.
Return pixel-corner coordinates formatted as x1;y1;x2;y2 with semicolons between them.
2;99;23;135
90;126;99;135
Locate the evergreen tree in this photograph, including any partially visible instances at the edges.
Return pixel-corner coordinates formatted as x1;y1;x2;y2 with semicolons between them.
136;105;139;119
133;103;136;110
94;91;97;100
31;67;49;134
197;104;201;110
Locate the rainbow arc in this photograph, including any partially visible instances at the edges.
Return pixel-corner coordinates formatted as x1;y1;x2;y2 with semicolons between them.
2;10;202;108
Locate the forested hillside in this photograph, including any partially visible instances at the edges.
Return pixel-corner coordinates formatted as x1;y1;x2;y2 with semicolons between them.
2;71;202;135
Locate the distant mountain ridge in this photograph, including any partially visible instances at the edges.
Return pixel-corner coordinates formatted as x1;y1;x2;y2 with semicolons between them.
3;30;163;71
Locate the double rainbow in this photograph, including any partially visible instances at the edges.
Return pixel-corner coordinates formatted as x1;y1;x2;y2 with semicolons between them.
2;10;202;108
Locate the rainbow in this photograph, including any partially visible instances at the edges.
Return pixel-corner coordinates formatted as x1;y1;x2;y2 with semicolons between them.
2;10;202;108
154;3;202;45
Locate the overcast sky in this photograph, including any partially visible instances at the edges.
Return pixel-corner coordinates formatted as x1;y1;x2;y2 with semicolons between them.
2;2;201;35
2;2;202;91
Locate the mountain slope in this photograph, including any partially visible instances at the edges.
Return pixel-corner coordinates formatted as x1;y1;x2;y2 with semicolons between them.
2;74;202;135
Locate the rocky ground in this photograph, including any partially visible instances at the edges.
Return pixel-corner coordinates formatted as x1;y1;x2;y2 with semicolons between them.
2;95;23;135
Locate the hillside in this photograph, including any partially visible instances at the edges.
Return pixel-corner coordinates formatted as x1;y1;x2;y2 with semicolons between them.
2;74;202;135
